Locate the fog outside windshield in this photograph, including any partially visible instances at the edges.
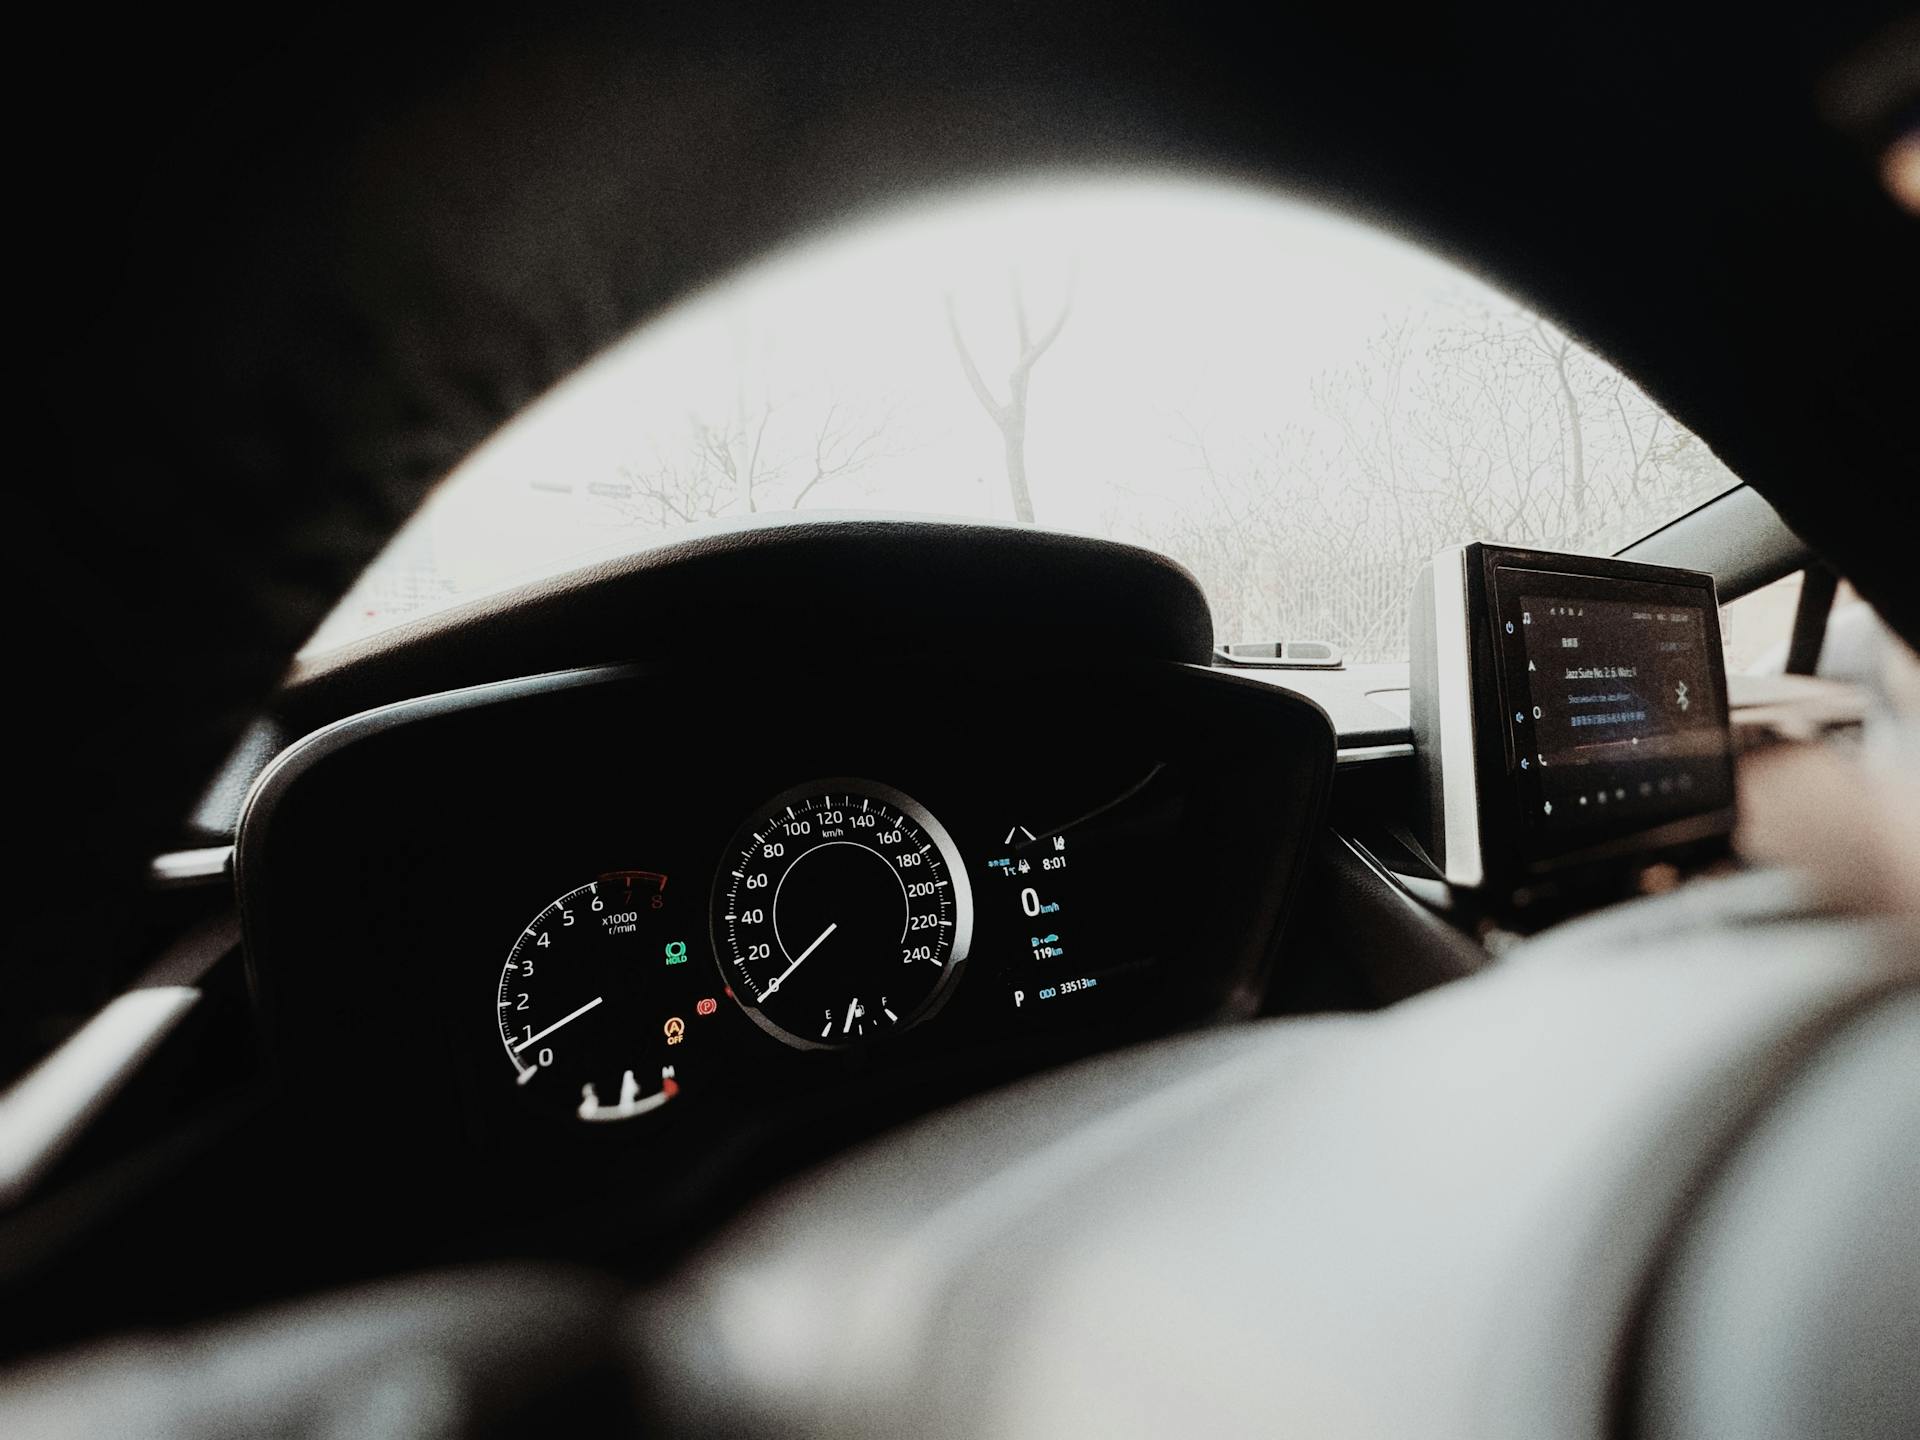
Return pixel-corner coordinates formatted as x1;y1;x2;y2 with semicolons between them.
307;178;1740;660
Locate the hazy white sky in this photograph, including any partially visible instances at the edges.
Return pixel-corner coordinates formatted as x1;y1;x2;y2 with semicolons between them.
380;176;1511;593
311;173;1735;657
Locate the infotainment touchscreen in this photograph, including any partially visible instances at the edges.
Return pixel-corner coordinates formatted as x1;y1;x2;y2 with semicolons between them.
1490;565;1734;865
1409;543;1735;906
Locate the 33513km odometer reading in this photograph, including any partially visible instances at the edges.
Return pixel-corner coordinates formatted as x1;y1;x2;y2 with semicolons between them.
711;780;974;1049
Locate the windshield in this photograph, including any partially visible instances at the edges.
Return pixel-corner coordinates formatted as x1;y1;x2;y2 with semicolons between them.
307;177;1739;660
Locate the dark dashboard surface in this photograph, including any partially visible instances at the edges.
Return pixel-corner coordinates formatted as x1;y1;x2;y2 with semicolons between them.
235;658;1333;1269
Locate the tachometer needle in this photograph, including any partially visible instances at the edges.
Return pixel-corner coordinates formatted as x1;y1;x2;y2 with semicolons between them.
513;996;603;1053
759;922;837;1003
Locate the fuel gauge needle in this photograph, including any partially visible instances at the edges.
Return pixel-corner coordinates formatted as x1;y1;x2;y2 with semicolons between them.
759;923;836;1002
514;996;603;1053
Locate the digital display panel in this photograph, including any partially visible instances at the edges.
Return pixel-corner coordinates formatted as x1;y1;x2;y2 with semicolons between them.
1490;565;1733;869
978;763;1181;1030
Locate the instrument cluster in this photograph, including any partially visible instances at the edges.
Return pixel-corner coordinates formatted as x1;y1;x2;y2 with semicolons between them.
237;660;1332;1171
485;757;1186;1133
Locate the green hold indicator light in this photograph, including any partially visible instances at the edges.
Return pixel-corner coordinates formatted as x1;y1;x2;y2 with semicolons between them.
664;940;688;966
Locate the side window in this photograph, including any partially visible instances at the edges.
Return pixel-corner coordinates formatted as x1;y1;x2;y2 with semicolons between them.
1720;571;1804;675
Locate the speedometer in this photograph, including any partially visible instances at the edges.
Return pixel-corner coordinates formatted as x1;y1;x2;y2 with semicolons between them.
711;780;973;1049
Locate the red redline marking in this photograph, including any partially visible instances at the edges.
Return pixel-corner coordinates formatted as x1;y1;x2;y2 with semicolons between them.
598;870;669;891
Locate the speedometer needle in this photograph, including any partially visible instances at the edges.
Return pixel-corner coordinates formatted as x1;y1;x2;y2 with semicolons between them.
514;996;603;1053
759;922;837;1003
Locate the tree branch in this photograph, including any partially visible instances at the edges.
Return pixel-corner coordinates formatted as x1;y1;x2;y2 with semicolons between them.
943;292;1007;425
1018;270;1076;371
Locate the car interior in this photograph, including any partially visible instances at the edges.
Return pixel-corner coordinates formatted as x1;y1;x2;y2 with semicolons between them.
5;5;1916;1437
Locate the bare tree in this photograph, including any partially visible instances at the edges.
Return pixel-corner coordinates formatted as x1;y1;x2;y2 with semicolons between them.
944;270;1075;523
606;391;902;529
1122;299;1738;660
790;398;903;509
692;403;778;514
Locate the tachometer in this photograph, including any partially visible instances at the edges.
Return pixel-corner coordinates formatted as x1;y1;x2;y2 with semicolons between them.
711;781;973;1049
497;871;718;1122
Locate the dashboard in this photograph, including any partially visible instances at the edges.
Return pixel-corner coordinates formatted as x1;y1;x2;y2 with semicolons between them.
234;657;1332;1258
0;513;1850;1384
38;521;1749;1302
